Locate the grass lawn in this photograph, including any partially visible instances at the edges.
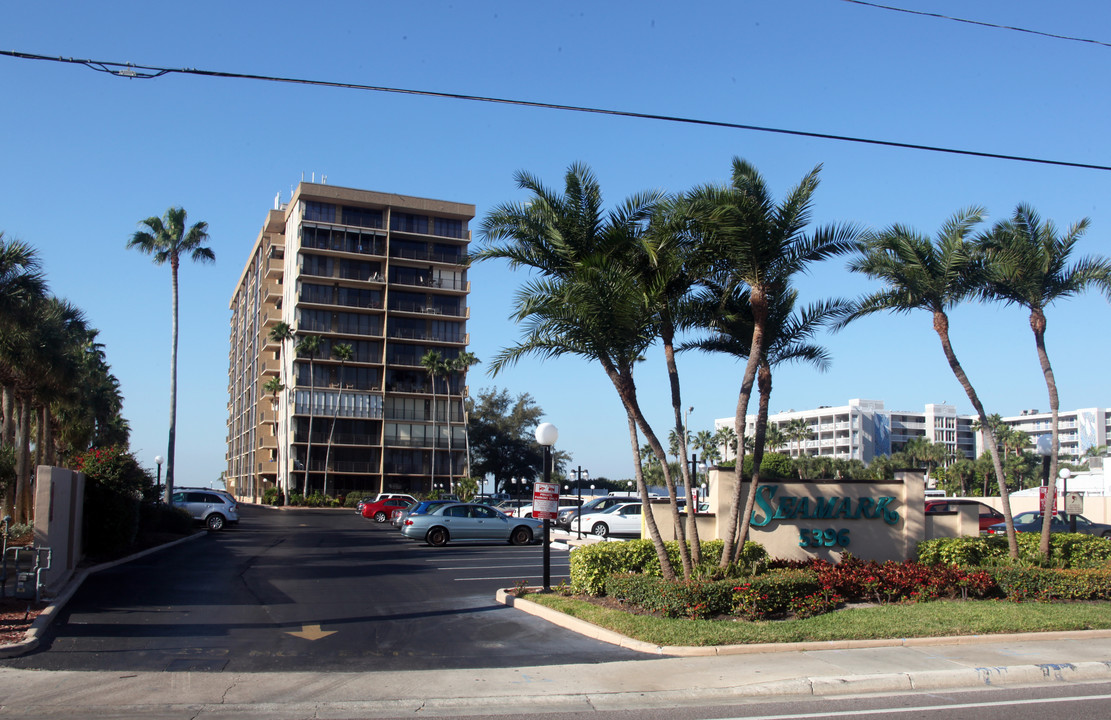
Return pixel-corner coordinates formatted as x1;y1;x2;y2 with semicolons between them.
525;594;1111;647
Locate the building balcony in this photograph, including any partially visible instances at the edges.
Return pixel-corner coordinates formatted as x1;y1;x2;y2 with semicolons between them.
264;254;284;278
258;356;281;376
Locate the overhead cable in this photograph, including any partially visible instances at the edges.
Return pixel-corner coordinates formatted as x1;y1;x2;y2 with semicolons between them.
2;49;1109;172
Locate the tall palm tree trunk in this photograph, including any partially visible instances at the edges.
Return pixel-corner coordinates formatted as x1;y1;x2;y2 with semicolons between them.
1030;311;1060;557
721;304;767;566
933;311;1018;557
734;362;773;562
14;395;32;522
626;412;677;581
428;372;437;494
603;360;691;578
662;331;701;564
164;259;179;504
305;354;315;497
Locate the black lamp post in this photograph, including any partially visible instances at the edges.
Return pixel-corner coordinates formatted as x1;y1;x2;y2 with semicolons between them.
155;455;164;502
535;422;559;592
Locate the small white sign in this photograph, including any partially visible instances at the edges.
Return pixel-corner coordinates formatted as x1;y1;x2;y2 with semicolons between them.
532;482;560;520
1064;492;1083;515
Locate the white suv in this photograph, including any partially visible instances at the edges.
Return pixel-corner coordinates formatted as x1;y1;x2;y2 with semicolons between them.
171;489;239;530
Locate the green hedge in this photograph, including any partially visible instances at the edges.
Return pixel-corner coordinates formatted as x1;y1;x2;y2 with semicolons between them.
989;567;1111;601
569;539;768;596
917;533;1111;569
605;574;737;619
733;569;821;620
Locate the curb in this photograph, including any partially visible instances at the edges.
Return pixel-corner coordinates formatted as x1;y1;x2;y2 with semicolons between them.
497;588;1111;656
0;530;206;659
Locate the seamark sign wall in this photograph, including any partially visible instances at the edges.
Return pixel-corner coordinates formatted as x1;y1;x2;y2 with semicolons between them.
653;469;926;563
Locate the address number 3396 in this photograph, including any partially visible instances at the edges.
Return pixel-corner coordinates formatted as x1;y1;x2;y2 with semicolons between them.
798;528;850;548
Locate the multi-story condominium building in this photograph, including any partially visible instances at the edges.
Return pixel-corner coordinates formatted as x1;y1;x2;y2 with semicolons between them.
715;399;1107;466
996;407;1110;463
227;182;474;502
715;399;973;465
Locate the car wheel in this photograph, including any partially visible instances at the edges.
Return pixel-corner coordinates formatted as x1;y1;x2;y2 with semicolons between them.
510;526;533;545
591;522;609;538
1103;531;1111;538
374;511;387;523
427;527;449;546
206;513;226;531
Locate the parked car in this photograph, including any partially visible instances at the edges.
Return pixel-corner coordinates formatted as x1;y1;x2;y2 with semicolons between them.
355;496;375;514
361;497;414;522
925;498;1005;532
393;499;454;527
171;489;239;530
400;502;544;546
493;499;532;517
985;511;1111;538
556;495;627;530
579;502;643;538
373;493;417;505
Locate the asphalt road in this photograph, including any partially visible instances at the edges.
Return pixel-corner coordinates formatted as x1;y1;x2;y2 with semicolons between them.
0;504;649;672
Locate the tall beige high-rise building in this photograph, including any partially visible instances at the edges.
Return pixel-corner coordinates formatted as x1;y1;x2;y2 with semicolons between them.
227;182;475;502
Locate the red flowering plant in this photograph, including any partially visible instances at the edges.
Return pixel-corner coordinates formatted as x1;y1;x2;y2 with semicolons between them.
72;445;154;499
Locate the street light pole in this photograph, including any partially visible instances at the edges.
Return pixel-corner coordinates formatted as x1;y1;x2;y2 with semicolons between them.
535;422;559;592
155;455;164;502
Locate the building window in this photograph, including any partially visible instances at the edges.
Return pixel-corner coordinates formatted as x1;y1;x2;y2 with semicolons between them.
342;206;383;229
304;201;336;223
391;212;427;234
433;217;463;238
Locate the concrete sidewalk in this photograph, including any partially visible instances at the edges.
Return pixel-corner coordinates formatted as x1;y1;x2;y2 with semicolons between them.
2;632;1111;718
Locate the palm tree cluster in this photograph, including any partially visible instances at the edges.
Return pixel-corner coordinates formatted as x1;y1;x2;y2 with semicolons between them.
480;159;1111;570
476;159;862;578
420;348;481;493
0;234;129;522
846;205;1111;558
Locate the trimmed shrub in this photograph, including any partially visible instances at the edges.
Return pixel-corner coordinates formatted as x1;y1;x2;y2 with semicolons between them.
569;539;768;596
989;567;1111;601
605;574;736;619
569;540;660;595
918;533;1111;569
733;569;821;620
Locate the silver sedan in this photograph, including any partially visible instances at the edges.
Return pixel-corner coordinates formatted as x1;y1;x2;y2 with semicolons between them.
400;502;545;546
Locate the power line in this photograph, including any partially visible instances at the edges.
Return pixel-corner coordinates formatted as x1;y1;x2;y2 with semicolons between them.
3;49;1109;172
840;0;1111;49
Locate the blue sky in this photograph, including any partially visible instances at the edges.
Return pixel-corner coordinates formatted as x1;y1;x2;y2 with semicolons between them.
3;1;1110;485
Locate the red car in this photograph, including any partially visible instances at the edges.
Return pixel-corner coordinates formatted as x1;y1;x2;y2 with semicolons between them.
362;497;413;523
925;498;1004;532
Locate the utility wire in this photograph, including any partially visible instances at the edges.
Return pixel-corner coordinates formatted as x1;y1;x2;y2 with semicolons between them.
3;49;1109;172
840;0;1111;49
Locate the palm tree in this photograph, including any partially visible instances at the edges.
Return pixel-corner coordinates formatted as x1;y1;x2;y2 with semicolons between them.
713;425;738;462
295;333;321;496
977;204;1111;558
127;207;214;503
687;159;861;565
262;376;284;501
843;207;1018;557
420;349;449;493
764;424;787;452
784;418;812;458
476;163;686;580
268;321;296;501
451;351;481;479
323;342;353;499
684;281;849;555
